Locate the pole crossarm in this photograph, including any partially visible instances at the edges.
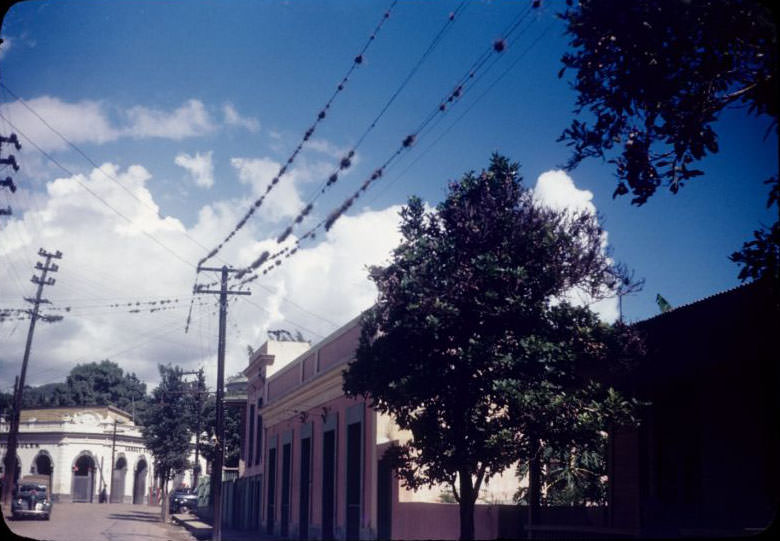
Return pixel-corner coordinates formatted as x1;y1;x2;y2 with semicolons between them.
194;287;251;296
197;265;244;274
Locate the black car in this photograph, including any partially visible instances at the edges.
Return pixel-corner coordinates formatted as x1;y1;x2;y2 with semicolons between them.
11;483;52;520
168;488;198;514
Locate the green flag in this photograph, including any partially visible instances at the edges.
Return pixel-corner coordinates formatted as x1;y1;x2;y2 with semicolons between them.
656;293;673;313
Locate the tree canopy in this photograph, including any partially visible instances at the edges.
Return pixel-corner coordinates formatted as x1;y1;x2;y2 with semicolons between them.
140;364;193;523
558;0;778;284
343;155;642;540
559;0;776;204
7;359;148;418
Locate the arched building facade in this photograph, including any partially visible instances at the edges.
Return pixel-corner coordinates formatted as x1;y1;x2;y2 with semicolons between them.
0;405;202;503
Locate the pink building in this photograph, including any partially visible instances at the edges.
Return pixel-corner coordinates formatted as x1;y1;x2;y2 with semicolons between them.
240;317;521;540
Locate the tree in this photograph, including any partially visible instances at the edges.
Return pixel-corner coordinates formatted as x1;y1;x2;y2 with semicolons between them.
140;365;193;523
14;360;148;417
558;0;778;283
66;359;147;414
343;155;642;540
513;435;608;507
199;394;242;469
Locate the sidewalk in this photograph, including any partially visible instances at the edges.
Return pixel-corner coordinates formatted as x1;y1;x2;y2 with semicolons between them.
171;512;277;541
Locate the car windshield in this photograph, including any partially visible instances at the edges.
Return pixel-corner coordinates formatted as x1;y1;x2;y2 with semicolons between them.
173;489;194;496
17;484;47;494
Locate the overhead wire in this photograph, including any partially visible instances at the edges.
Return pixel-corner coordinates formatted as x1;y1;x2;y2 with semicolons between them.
196;0;401;269
233;1;539;285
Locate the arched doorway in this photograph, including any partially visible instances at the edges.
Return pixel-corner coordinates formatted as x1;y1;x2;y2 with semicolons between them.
71;453;95;503
32;451;54;493
110;456;127;503
133;458;148;505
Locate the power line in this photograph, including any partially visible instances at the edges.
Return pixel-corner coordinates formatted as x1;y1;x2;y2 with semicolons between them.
0;82;222;262
0;111;197;270
196;0;401;269
233;3;540;284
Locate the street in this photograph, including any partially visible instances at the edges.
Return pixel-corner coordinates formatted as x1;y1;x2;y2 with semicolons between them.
1;502;196;541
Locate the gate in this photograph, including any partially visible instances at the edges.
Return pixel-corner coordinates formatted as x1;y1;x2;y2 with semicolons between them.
133;459;148;504
72;454;95;503
111;457;127;503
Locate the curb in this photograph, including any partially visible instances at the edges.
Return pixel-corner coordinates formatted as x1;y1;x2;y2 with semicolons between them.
171;514;213;540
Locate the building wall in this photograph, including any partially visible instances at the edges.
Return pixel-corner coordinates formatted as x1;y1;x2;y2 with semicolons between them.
1;407;206;504
263;393;375;539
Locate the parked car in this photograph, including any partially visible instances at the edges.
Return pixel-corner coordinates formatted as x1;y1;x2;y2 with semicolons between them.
11;483;52;520
168;488;198;514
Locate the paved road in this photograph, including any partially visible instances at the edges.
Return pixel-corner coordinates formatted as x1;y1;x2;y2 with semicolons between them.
2;502;197;541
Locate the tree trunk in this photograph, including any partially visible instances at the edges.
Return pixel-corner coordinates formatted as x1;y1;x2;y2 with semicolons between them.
160;472;169;524
458;469;476;541
527;435;542;539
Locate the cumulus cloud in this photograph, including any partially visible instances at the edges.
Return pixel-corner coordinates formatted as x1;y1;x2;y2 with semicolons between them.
532;169;619;323
1;96;119;151
124;99;216;140
0;161;405;390
0;96;240;153
222;103;259;132
175;151;214;188
229;156;333;223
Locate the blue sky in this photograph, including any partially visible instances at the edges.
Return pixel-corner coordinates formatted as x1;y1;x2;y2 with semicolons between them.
0;0;776;388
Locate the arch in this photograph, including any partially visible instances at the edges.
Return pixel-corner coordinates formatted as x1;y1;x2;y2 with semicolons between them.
71;452;96;503
133;457;148;505
110;453;128;503
31;450;54;494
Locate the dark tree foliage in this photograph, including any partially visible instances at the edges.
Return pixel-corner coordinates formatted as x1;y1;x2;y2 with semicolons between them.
514;435;608;507
559;0;778;285
730;176;780;286
559;0;776;204
343;155;642;540
13;360;148;417
140;364;193;523
199;393;242;469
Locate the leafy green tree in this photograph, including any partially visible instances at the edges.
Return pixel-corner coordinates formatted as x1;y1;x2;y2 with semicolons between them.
199;394;242;469
140;364;193;523
343;155;642;540
557;0;778;283
66;359;147;414
514;434;608;507
14;360;148;418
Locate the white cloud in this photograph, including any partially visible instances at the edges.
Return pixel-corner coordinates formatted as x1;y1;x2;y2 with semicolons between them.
175;151;214;188
0;96;225;153
0;161;405;391
1;96;119;151
124;99;216;140
533;169;597;216
223;103;259;132
304;138;351;159
533;169;619;323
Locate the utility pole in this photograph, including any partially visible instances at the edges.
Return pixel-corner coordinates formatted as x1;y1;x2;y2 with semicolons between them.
2;248;62;506
195;266;250;541
109;418;118;503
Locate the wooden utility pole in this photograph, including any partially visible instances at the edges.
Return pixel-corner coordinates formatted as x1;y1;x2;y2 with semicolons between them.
2;248;62;505
195;266;249;541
